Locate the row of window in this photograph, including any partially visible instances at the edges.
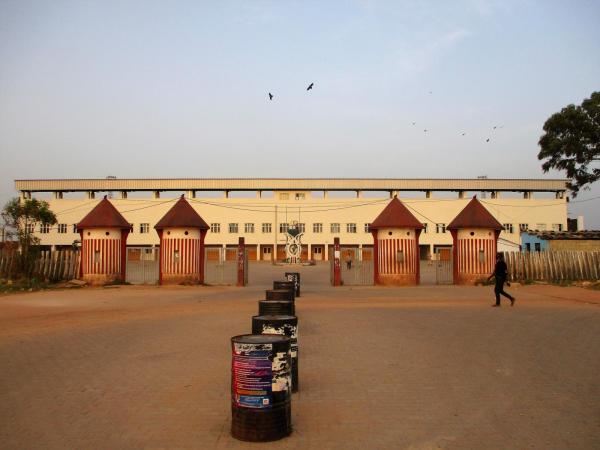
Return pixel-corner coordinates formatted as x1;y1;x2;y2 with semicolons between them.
27;222;564;235
503;223;563;233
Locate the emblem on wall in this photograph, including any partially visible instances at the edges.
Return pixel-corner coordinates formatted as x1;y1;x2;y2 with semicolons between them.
285;222;304;264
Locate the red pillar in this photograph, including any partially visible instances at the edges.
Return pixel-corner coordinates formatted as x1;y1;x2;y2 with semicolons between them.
120;229;130;282
157;230;163;285
415;229;422;285
199;229;207;284
237;237;245;287
371;230;379;285
78;230;84;278
450;230;458;284
333;237;341;286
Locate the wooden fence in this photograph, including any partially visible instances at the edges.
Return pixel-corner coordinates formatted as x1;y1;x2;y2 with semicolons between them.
0;249;81;281
502;251;600;282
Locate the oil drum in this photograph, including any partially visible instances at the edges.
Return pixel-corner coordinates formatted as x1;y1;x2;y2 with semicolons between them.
273;280;295;294
284;272;301;297
231;334;292;442
252;315;299;393
259;299;295;316
265;289;295;302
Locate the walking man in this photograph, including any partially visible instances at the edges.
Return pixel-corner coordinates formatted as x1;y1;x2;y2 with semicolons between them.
487;253;515;307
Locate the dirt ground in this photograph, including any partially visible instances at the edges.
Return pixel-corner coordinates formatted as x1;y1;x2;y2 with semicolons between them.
1;263;599;449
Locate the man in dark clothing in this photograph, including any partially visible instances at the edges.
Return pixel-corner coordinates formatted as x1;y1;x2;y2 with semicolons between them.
487;253;515;307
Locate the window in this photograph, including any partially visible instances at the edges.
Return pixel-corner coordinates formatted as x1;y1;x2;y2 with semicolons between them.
346;223;357;233
94;250;101;264
40;223;50;234
228;223;239;233
436;223;446;234
331;223;340;233
140;223;150;234
210;223;220;233
279;193;289;200
262;247;272;254
173;249;180;263
364;223;371;233
536;223;547;231
503;223;513;233
279;223;289;233
422;223;428;234
534;243;541;252
244;223;255;233
295;193;305;200
552;223;563;232
262;223;272;233
313;223;323;233
26;223;35;234
297;223;305;233
525;243;531;252
519;223;529;232
72;224;78;233
58;224;67;234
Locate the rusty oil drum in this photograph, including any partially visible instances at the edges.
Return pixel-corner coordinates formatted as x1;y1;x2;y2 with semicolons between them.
273;280;295;293
252;315;299;393
265;289;295;303
231;334;292;442
259;299;295;316
284;272;300;297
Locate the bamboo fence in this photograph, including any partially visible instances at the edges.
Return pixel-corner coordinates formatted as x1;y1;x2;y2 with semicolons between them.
502;251;600;282
0;249;81;281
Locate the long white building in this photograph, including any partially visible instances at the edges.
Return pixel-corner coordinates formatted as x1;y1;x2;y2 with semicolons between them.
15;178;568;261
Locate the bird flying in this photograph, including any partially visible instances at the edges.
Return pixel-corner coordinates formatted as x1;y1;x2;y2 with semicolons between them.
412;122;416;125
461;132;466;136
307;83;314;91
268;93;273;100
486;138;490;142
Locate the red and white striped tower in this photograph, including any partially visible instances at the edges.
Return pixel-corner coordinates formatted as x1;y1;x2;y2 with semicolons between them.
76;196;132;285
370;197;424;286
447;196;503;285
154;195;209;285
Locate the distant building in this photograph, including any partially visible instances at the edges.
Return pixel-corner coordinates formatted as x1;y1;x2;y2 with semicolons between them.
521;231;600;252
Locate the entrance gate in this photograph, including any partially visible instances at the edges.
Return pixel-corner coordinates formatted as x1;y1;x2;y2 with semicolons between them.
334;247;374;286
204;247;244;285
125;247;159;284
419;248;453;285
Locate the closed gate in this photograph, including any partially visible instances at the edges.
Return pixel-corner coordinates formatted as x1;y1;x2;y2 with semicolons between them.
420;248;453;285
126;247;159;284
338;247;374;286
204;247;243;285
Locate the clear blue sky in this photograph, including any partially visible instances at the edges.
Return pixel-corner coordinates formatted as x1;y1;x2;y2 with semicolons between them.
1;0;599;225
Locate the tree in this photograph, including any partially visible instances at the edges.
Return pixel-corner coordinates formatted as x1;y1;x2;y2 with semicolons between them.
538;91;600;196
1;198;57;277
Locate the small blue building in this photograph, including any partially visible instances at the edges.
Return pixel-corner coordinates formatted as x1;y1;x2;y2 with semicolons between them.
521;232;549;252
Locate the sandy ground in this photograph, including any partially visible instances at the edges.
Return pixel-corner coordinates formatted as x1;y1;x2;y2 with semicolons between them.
1;263;599;449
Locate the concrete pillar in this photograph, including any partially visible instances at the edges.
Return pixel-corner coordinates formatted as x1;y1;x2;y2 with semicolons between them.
556;191;565;199
120;191;128;199
186;190;195;199
224;191;229;199
323;191;329;199
356;190;363;198
359;244;363;261
426;191;432;199
457;191;465;199
523;191;532;199
307;243;312;260
256;244;260;261
273;244;276;263
256;191;262;198
324;243;329;261
53;192;63;200
491;191;499;199
87;191;95;199
153;191;160;199
390;190;398;198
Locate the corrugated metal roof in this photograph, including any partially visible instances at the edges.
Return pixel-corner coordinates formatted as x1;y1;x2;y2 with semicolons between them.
370;198;424;230
525;231;600;240
76;196;132;230
154;196;209;230
14;178;569;192
447;197;503;230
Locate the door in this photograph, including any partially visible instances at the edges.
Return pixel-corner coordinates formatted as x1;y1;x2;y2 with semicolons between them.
126;247;159;284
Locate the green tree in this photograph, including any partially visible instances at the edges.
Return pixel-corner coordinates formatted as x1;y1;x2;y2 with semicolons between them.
1;198;57;277
538;91;600;197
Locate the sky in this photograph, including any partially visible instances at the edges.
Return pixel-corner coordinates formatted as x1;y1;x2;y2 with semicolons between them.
0;0;599;226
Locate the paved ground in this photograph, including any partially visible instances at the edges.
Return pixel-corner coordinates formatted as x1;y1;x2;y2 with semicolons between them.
1;263;599;449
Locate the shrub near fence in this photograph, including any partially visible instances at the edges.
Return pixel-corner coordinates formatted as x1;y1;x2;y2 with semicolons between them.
502;251;600;282
0;249;81;282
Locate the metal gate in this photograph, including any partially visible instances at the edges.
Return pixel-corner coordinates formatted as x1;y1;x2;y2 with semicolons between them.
126;247;159;284
339;247;374;286
204;247;240;285
419;249;453;285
